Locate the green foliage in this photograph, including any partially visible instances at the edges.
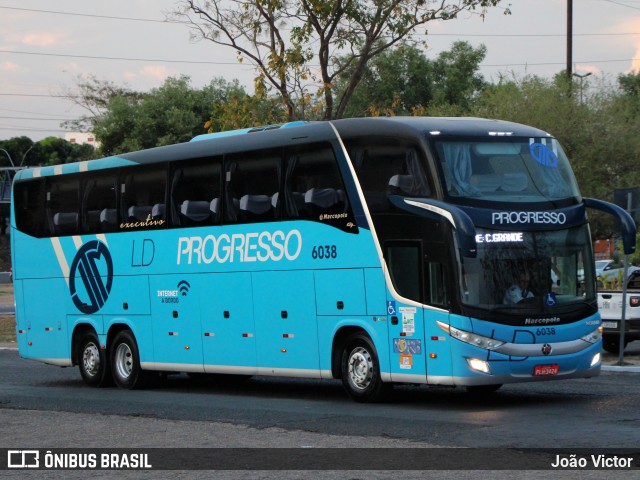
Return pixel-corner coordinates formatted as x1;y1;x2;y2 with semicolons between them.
206;89;288;133
629;232;640;266
338;41;487;117
92;76;246;156
175;0;506;119
0;136;94;167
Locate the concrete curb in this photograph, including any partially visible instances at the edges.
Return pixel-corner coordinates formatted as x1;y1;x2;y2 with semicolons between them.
601;365;640;373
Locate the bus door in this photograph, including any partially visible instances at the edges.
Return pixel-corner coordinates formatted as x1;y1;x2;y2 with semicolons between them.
385;242;428;381
421;242;455;383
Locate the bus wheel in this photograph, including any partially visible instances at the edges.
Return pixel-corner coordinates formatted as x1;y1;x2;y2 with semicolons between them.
110;330;148;389
465;384;502;394
78;331;111;387
341;332;390;403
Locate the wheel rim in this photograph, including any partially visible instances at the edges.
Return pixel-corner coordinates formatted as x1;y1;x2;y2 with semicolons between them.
348;346;373;390
114;343;133;380
82;342;100;377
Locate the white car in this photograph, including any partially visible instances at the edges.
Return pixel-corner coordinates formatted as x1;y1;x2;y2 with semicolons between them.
597;259;640;287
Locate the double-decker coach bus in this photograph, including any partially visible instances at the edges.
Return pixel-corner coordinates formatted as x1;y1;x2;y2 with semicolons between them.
11;117;636;402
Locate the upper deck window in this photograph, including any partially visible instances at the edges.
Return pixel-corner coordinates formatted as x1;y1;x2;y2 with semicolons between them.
433;137;580;204
348;141;432;212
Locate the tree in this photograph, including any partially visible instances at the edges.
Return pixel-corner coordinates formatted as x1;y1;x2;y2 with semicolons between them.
338;41;487;117
0;136;95;167
36;137;95;165
92;76;247;155
61;74;142;133
0;136;33;167
431;41;487;110
618;71;640;98
173;0;507;120
337;43;435;117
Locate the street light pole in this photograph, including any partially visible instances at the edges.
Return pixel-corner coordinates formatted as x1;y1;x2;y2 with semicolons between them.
572;72;592;103
21;145;34;166
567;0;573;81
0;148;15;168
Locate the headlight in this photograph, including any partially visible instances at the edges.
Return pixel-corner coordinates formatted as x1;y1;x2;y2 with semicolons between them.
581;328;602;344
437;321;505;350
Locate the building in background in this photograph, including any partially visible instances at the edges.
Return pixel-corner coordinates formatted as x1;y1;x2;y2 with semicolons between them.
64;132;100;149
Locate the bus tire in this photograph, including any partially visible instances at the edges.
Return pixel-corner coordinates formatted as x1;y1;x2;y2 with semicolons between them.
78;330;112;387
341;332;390;403
110;330;148;389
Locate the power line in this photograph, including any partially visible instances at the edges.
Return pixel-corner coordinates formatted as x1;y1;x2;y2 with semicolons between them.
482;57;640;67
599;0;640;11
1;4;639;38
1;48;638;76
0;107;76;119
426;32;640;37
0;5;181;24
0;93;67;98
0;116;76;121
0;126;69;133
0;49;244;66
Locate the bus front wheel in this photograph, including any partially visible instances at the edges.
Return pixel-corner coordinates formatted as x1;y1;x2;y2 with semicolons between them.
110;330;148;389
341;332;390;403
78;330;111;387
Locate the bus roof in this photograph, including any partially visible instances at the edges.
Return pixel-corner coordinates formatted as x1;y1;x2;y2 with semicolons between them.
14;117;553;182
331;116;553;139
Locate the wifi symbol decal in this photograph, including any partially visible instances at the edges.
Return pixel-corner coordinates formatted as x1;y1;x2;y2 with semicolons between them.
177;280;191;297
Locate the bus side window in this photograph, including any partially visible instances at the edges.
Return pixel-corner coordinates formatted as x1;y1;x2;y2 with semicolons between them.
120;165;167;229
82;175;117;233
349;142;432;213
284;144;349;221
47;177;80;237
14;179;47;238
170;157;222;227
224;150;281;224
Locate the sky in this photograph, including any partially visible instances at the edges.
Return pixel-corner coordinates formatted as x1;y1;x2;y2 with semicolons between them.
2;0;640;144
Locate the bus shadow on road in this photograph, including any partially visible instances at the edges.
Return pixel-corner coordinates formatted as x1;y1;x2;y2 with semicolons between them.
147;373;594;409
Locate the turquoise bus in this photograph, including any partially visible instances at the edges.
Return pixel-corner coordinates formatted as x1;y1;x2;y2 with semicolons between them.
11;117;636;402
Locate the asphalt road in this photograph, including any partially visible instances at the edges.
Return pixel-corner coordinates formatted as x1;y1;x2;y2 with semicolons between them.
1;347;639;450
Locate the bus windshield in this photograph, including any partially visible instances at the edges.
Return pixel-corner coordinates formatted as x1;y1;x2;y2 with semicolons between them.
460;225;595;317
433;136;580;204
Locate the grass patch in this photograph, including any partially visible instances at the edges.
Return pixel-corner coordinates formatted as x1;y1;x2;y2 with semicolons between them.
0;315;16;342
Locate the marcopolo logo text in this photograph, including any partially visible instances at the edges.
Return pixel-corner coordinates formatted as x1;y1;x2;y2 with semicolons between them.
177;230;302;265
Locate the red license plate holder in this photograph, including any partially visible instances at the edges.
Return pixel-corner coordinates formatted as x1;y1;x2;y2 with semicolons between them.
533;364;559;376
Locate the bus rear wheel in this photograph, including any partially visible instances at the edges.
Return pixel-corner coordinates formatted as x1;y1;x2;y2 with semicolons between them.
341;332;390;403
110;330;149;389
78;330;111;387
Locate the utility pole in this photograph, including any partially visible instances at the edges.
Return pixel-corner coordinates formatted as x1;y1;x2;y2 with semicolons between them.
567;0;573;81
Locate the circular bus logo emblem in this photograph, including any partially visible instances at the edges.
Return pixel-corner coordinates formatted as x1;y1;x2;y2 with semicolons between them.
69;240;114;314
529;143;559;168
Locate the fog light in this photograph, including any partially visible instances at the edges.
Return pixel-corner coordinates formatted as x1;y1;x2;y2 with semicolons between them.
591;352;601;367
466;357;491;375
